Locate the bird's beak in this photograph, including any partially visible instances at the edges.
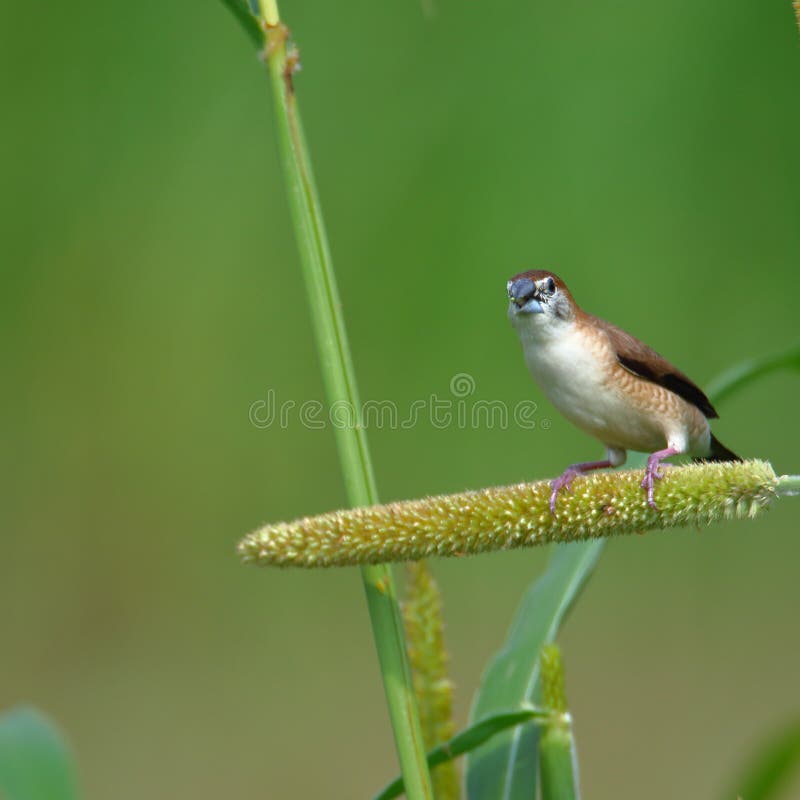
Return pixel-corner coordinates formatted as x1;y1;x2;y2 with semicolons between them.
508;277;543;315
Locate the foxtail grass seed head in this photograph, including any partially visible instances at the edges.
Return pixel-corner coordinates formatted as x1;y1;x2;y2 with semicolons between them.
403;561;459;800
541;644;568;715
403;562;456;749
239;461;787;568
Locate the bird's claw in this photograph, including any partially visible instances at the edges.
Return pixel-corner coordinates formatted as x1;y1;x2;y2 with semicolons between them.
549;467;580;515
641;461;670;509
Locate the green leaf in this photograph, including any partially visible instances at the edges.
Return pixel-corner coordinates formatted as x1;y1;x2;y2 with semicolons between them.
374;708;548;800
724;720;800;800
464;540;605;800
0;707;81;800
705;341;800;406
218;0;263;49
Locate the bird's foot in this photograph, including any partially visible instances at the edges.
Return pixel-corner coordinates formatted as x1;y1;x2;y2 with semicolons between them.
641;448;680;509
549;467;582;514
640;466;661;509
549;459;617;514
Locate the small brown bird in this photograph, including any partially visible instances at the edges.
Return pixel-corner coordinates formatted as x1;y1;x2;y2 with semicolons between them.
507;270;741;512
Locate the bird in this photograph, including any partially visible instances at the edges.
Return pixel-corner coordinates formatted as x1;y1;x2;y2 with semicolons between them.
506;270;741;513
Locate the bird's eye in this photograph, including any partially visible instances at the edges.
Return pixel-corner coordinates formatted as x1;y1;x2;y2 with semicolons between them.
545;277;556;295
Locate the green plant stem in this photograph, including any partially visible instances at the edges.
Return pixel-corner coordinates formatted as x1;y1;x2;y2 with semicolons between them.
255;2;433;797
375;708;550;800
539;646;579;800
258;0;279;25
778;474;800;495
539;719;578;800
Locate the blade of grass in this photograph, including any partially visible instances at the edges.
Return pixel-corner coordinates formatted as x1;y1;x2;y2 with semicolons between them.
705;342;800;406
464;540;605;800
724;719;800;800
0;707;81;800
246;1;433;796
375;708;549;800
219;0;263;47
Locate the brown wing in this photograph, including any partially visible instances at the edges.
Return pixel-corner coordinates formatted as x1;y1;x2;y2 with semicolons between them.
593;315;719;419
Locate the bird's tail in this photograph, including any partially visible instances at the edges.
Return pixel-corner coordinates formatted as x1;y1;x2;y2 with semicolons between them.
694;433;742;463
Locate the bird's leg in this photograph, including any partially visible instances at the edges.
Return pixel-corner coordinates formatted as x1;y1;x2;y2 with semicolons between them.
641;447;680;509
550;460;615;514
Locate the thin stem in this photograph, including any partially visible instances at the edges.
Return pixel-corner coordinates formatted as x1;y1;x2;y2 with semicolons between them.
539;716;579;800
257;0;279;26
776;475;800;496
255;3;433;797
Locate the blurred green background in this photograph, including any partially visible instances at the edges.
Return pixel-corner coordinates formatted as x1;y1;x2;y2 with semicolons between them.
2;0;799;797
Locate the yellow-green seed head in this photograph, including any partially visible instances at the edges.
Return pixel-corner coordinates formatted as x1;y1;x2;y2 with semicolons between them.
238;461;783;568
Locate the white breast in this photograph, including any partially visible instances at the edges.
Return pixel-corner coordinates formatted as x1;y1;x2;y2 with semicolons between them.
516;320;677;452
521;324;613;428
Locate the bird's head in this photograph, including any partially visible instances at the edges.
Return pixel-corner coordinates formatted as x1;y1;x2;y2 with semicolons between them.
507;270;575;336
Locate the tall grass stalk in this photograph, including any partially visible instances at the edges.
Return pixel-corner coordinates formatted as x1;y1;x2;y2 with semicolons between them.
254;1;433;795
